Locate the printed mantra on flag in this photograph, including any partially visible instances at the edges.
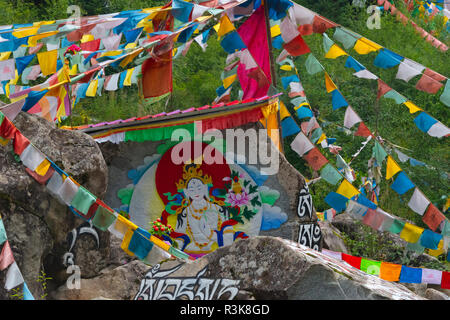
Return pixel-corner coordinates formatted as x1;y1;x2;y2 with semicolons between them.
134;264;240;300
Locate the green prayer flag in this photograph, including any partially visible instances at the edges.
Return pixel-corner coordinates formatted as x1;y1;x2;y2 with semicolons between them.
305;54;323;75
389;219;405;234
0;219;7;245
320;163;343;185
0;112;4;126
92;206;117;231
310;128;323;144
383;90;407;104
360;259;381;275
323;33;334;54
372;141;387;165
440;79;450;107
336;154;348;169
71;186;97;215
333;27;359;49
406;240;425;254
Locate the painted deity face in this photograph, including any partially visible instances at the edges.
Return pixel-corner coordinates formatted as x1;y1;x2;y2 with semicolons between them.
184;178;208;202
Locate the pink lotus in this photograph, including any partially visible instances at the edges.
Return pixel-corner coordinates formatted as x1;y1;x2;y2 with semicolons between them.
226;191;249;207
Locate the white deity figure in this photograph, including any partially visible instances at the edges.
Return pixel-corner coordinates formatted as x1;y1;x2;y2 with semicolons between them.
174;164;234;256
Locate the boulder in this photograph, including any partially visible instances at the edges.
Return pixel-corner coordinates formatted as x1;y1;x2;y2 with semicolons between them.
126;236;422;300
0;112;108;299
318;221;349;254
424;288;449;300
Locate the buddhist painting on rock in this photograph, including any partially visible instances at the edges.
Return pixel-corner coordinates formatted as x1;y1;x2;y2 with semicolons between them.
116;140;288;258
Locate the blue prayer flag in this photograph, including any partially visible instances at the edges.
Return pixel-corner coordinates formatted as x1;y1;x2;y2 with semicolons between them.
22;90;48;112
331;89;348;110
296;106;313;119
399;266;422;283
373;48;403;69
128;228;154;260
220;31;246;54
390;171;415;195
272;35;284;49
419;229;443;250
413;112;438;133
281;75;300;90
16;54;36;75
324;192;349;213
281;117;300;138
344;56;365;72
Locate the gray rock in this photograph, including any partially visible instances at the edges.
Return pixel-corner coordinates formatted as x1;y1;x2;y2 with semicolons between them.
425;288;449;300
0;112;108;299
318;221;349;254
129;236;422;300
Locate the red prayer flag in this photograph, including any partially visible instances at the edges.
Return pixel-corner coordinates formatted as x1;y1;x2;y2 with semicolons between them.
283;34;311;56
415;72;444;94
442;271;450;289
422;204;446;231
377;79;391;100
303;147;328;171
13;131;30;156
141;50;173;98
0;241;14;271
354;122;372;137
0;116;16;140
80;39;101;58
312;15;337;34
342;253;362;269
297;24;313;36
25;167;55;185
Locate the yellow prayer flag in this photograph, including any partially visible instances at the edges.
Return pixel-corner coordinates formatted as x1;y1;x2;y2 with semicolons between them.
399;222;424;243
325;72;337;93
125;42;137;49
119;48;143;68
317;133;327;144
217;15;235;37
0;52;11;61
12;27;39;38
353;38;382;55
124;68;134;87
324;44;348;59
280;65;292;71
222;74;237;89
386;155;402;180
403;101;422;114
35;159;51;176
86;80;99;97
37;49;58;76
270;25;281;38
28;31;59;47
428;240;444;257
336;179;360;199
150;235;171;251
120;228;135;256
279;101;291;120
69;64;78;76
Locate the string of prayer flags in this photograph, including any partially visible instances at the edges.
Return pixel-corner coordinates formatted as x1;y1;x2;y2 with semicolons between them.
322;248;450;288
0;110;193;263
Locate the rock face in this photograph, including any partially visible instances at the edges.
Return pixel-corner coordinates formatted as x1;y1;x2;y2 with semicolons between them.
0;112;108;299
56;236;423;300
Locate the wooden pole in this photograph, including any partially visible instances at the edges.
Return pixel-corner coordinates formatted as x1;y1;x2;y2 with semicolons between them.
263;0;284;154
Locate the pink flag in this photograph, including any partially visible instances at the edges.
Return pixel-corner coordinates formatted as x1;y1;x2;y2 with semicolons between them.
237;6;271;100
0;241;14;271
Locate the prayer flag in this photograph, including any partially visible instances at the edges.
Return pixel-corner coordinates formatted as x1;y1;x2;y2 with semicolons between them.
19;144;45;172
320;163;342;185
333;27;358;49
331;89;348;110
383;90;407;104
0;219;6;245
403;101;421;114
0;59;16;81
336;179;359;199
421;268;442;285
414;112;438;133
141;51;172;98
305;53;323;75
353;69;377;80
422;204;446;231
354;122;372;137
344;56;365;72
37;49;58;76
399;266;422;284
373;48;403;69
325;44;347;59
128;228;154;260
353;38;382;54
360;259;381;275
324;72;337;93
282;34;310;56
420;230;443;250
220;31;246;53
57;177;79;205
325;192;349;213
395;58;425;82
303;147;328;171
380;262;402;281
407;188;430;216
427;122;450;138
415;71;444;94
389;219;405;234
390;171;415;195
71;186;97;216
0;241;14;271
342;253;361;269
386;155;402;179
362;208;385;230
372;141;387;164
280;16;300;43
343;106;361;129
399;222;424;243
5;262;24;290
92;204;117;231
440;79;450;107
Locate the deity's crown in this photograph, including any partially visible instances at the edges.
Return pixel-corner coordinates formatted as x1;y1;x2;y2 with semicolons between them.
176;163;212;190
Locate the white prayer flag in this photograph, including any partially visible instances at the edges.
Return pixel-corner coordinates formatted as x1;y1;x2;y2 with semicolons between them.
290;132;314;157
427;122;450;138
353;69;378;80
19;145;45;172
192;4;210;20
288;2;316;25
345;200;367;220
289;81;303;93
407;188;430;216
395;58;425;82
343;106;362;129
57;177;79;205
0;59;16;81
280;16;300;43
321;249;342;261
394;148;410;163
105;73;120;91
194;35;208;52
421;268;442;285
102;34;122;51
5;262;24;290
